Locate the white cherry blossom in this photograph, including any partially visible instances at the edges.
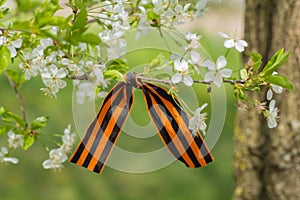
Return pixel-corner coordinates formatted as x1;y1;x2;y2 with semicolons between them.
19;52;39;80
42;125;76;170
202;56;232;87
76;82;97;104
185;32;201;50
41;64;67;95
219;31;248;52
188;50;204;74
188;103;208;136
0;33;22;58
195;0;207;17
61;125;76;152
267;84;283;100
7;131;24;149
171;59;193;86
266;99;279;128
152;0;164;14
42;148;68;170
0;147;19;164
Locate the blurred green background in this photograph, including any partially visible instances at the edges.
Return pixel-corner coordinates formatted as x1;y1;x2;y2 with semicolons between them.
0;1;244;199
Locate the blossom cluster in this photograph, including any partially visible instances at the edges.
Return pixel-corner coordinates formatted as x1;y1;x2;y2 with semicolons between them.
99;1;130;59
0;131;24;164
152;0;207;27
42;125;76;170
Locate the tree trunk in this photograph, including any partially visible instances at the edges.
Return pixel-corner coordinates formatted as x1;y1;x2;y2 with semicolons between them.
233;0;300;200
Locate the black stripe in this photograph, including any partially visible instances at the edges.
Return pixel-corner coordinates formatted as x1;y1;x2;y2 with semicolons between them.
142;87;186;165
195;134;213;163
70;83;125;164
82;83;127;168
94;85;133;173
147;83;213;166
70;142;86;163
144;85;201;167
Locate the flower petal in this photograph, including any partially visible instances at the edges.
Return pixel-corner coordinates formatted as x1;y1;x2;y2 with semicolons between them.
56;68;67;78
221;68;232;78
42;159;53;169
11;38;22;48
224;39;235;48
202;60;215;70
8;46;17;58
267;89;273;101
175;5;183;13
174;59;182;71
235;42;245;52
190;50;200;64
268;118;277;128
217;56;227;69
218;32;230;39
199;103;208;112
213;74;223;87
57;79;67;89
204;71;215;82
271;84;283;94
236;39;248;47
1;147;8;154
171;73;182;84
269;99;276;111
183;75;193;86
3;157;19;164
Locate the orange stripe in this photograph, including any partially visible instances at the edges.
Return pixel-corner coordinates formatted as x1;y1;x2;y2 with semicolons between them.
145;84;207;166
74;84;124;166
196;131;214;161
87;87;132;171
148;94;195;167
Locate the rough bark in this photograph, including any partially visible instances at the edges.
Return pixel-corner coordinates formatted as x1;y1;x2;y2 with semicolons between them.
233;0;300;200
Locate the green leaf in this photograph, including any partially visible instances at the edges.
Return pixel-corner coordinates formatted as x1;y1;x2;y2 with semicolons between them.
37;16;67;28
265;74;294;91
78;33;102;45
235;88;245;100
50;0;59;4
261;49;289;76
12;21;31;31
240;68;248;80
0;0;7;6
72;5;87;30
250;52;262;71
0;106;26;128
0;45;11;73
0;125;12;135
148;53;166;69
23;134;35;150
34;1;61;28
107;59;129;74
15;0;39;12
147;10;160;21
74;0;84;9
0;7;9;19
31;116;49;130
104;70;124;81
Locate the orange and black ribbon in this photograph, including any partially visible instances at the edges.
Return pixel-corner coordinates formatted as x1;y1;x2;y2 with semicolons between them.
70;72;214;173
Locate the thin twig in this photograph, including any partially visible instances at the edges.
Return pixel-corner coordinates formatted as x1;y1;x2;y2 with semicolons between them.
69;74;88;80
138;76;173;85
69;73;246;85
4;72;28;128
138;75;246;85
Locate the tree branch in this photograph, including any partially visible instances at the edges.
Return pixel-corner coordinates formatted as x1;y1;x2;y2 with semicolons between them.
69;73;246;85
4;72;28;128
